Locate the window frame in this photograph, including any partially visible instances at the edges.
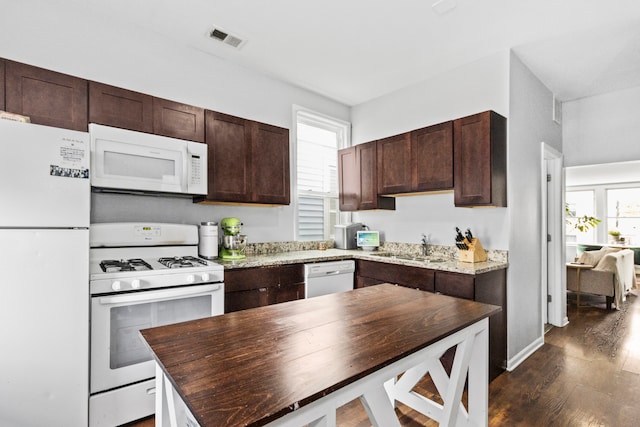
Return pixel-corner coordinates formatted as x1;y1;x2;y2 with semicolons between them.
566;181;640;244
293;106;351;241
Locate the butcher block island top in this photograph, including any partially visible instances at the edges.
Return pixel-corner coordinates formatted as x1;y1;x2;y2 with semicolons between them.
141;284;501;427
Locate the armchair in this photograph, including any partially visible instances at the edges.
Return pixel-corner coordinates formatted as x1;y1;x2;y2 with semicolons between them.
567;248;636;310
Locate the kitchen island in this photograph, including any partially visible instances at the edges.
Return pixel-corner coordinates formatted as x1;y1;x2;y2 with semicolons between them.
141;284;500;427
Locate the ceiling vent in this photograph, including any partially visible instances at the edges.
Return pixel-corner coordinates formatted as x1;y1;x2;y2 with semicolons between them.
208;26;247;49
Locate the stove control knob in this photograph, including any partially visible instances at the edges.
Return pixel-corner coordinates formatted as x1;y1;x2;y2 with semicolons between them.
111;280;122;291
131;279;141;289
186;274;196;283
201;273;211;282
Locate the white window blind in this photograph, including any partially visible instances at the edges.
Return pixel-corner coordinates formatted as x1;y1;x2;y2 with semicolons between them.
295;109;349;241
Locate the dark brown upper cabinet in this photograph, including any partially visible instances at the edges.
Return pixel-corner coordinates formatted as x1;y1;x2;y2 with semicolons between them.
204;111;251;203
376;122;453;196
152;98;205;142
89;81;153;133
251;121;290;205
0;59;5;111
201;110;290;205
453;111;507;207
338;142;395;211
338;146;359;211
411;121;454;192
377;133;412;195
5;60;88;131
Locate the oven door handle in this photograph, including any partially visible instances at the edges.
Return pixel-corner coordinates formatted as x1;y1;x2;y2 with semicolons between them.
98;284;222;305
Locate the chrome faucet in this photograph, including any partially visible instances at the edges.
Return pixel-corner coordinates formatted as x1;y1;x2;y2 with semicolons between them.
421;233;431;256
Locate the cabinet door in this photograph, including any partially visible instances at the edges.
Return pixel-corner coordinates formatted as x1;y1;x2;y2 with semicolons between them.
435;271;475;300
274;282;305;304
152;98;205;142
453;111;506;207
274;264;304;302
338;146;359;211
358;142;385;209
377;133;412;194
225;287;269;313
251;121;290;205
356;276;386;289
89;81;153;133
475;269;507;382
338;143;394;211
204;110;251;202
0;59;5;111
5;61;88;131
412;121;453;191
224;267;279;312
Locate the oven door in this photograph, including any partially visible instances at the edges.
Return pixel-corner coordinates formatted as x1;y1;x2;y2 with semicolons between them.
90;283;223;394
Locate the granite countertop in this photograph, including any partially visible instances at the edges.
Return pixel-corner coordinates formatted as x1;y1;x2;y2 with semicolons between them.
216;248;508;275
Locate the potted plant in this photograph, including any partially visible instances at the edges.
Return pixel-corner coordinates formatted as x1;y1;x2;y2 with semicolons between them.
608;229;622;243
565;203;601;233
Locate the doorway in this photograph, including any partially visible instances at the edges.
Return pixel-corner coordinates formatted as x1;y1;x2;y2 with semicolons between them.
541;143;568;328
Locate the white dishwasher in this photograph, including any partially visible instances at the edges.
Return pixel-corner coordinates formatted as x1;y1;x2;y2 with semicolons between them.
304;260;355;298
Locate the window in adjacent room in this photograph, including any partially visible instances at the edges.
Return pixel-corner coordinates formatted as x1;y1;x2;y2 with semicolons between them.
295;108;350;241
606;187;640;245
566;190;597;243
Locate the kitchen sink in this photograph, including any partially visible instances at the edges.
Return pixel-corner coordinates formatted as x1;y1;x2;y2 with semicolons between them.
369;253;446;263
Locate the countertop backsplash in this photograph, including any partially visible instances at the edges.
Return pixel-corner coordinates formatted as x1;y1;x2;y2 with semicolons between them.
243;240;508;264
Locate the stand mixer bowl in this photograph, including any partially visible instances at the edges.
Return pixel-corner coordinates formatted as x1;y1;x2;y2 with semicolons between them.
223;235;246;251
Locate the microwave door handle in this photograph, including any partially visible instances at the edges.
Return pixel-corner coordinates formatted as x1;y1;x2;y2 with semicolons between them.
98;284;221;306
181;145;190;193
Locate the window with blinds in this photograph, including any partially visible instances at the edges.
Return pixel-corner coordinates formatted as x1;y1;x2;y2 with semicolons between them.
295;109;350;241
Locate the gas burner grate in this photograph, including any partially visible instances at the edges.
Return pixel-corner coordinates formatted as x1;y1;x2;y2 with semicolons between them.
100;258;153;273
158;256;208;269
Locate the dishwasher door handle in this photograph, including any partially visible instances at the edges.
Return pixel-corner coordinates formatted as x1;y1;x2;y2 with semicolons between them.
324;270;342;276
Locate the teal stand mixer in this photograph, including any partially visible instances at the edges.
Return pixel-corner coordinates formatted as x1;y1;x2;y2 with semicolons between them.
219;217;247;260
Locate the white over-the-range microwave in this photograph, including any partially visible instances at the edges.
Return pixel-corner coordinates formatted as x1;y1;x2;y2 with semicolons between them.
89;123;207;196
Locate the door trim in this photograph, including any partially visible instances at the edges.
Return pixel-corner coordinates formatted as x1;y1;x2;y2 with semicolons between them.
541;143;568;328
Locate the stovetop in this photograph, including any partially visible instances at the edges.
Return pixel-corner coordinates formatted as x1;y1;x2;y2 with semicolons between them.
98;256;209;273
89;223;224;295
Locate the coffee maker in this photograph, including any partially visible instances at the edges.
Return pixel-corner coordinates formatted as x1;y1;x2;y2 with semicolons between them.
219;217;247;260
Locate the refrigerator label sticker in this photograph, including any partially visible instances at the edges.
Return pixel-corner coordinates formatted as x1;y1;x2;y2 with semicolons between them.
50;138;89;179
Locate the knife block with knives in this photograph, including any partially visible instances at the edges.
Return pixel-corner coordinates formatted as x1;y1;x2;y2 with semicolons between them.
455;227;487;263
458;238;487;263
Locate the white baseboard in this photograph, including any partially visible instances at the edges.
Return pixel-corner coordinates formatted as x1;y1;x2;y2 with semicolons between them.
506;336;544;372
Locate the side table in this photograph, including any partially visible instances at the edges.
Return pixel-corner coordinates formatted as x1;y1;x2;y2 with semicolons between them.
567;262;594;307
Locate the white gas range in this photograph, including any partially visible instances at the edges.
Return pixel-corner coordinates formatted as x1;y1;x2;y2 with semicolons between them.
88;222;224;427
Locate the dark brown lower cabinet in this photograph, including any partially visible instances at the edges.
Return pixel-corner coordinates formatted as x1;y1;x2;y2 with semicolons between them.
355;260;434;292
224;264;304;313
0;59;5;111
357;260;506;381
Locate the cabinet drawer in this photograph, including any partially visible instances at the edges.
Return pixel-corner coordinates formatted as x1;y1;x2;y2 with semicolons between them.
435;271;474;300
356;260;434;292
224;267;279;292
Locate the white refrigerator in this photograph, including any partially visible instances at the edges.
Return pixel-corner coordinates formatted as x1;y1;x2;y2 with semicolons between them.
0;119;90;427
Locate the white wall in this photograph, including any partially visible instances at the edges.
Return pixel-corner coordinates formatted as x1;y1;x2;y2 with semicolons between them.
507;53;562;365
563;86;640;167
351;51;511;249
0;0;350;243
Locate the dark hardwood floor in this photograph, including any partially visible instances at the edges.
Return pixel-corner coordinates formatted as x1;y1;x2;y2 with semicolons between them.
129;288;640;426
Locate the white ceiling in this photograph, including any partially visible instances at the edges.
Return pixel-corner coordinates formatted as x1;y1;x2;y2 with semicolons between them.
14;0;640;106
